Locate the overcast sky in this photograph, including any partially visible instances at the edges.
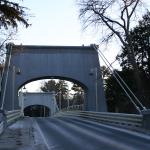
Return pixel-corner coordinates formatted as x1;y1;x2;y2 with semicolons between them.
16;0;99;46
15;0;128;66
16;0;102;92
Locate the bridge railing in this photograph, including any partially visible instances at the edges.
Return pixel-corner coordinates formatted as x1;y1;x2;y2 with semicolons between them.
0;109;22;135
5;109;22;125
0;110;5;135
58;111;144;129
62;104;84;111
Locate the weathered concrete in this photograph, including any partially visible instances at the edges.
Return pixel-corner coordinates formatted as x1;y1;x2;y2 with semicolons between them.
1;45;107;111
0;117;48;150
141;110;150;130
18;92;59;116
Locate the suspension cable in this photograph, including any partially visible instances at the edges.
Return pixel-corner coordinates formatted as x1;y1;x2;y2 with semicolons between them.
1;44;13;109
96;47;146;110
97;49;141;113
92;45;145;113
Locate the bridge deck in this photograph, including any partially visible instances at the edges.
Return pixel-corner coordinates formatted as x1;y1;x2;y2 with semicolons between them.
0;117;150;150
0;117;47;150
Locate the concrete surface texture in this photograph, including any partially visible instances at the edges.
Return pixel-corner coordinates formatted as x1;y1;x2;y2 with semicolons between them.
1;45;107;111
0;117;150;150
0;118;48;150
18;92;59;116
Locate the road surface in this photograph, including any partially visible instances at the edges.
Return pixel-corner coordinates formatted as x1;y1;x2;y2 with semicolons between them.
34;116;150;150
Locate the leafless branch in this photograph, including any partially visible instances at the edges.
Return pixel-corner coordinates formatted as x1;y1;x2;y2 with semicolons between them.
0;28;16;64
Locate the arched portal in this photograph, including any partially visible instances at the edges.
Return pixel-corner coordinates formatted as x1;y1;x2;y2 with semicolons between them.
18;92;58;116
18;76;87;92
19;77;86;110
24;105;50;117
1;45;107;111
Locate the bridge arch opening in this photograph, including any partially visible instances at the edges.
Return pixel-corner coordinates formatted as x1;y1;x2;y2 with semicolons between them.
18;76;87;116
18;76;87;91
24;105;50;117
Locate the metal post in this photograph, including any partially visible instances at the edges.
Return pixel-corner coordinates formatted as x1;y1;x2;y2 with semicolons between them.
12;66;15;110
67;99;69;110
95;68;98;111
20;92;24;116
89;67;98;111
0;70;1;92
44;106;45;117
1;43;13;109
59;91;61;110
22;95;24;116
51;91;56;115
40;105;42;117
141;109;150;130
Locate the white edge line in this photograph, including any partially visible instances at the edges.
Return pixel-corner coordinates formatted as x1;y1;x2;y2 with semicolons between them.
34;119;51;150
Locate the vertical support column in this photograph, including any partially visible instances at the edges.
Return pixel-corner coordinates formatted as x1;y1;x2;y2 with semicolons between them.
89;67;98;111
141;110;150;130
1;44;13;110
59;91;61;110
12;66;16;110
18;92;24;116
95;68;98;111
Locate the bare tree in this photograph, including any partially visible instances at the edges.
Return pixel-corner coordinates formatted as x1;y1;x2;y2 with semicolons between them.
0;28;17;64
78;0;148;100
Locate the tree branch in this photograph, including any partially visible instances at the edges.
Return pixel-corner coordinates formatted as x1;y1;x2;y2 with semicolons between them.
129;0;140;18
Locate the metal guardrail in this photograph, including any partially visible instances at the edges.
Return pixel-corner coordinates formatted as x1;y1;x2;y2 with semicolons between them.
0;110;6;135
58;111;143;128
5;110;22;125
0;109;22;135
0;121;4;135
62;104;84;111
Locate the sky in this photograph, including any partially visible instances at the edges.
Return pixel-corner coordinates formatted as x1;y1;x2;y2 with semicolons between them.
15;0;94;92
15;0;122;65
15;0;149;92
16;0;105;92
16;0;98;46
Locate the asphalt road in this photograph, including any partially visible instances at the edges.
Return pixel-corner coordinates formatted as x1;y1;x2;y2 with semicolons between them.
34;116;150;150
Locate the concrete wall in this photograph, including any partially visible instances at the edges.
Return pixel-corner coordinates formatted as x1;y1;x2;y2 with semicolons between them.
18;92;58;116
1;45;107;111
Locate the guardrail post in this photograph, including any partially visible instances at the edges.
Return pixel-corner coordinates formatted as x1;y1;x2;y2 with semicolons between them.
141;109;150;130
